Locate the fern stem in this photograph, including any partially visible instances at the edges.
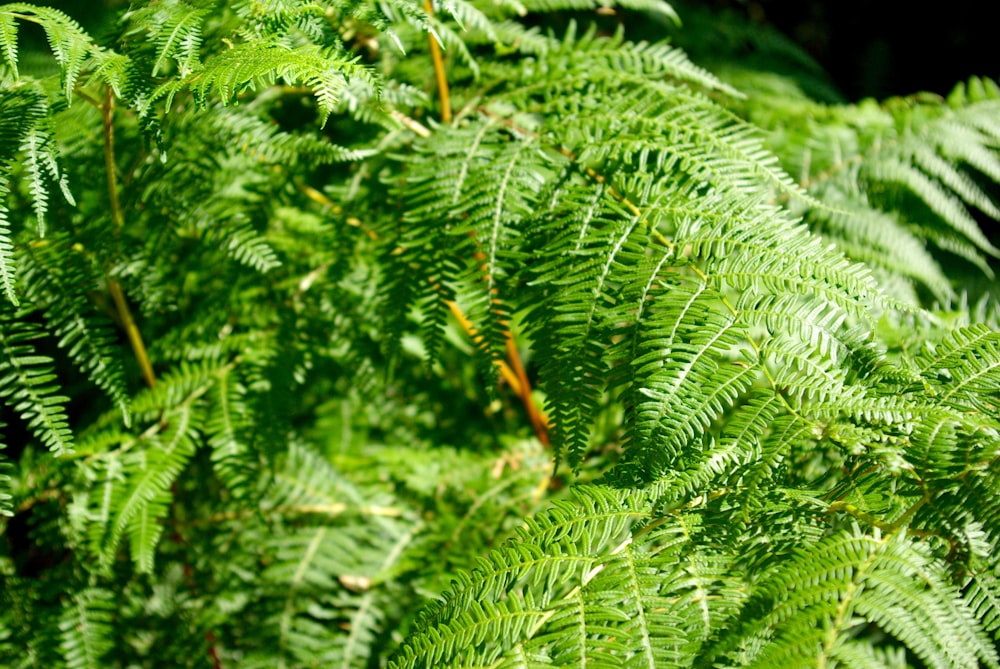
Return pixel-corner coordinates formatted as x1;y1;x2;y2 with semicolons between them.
470;238;550;444
446;299;546;432
102;87;156;389
107;280;156;389
480;105;809;439
424;0;451;123
102;89;124;232
505;334;550;446
390;109;432;137
392;103;548;441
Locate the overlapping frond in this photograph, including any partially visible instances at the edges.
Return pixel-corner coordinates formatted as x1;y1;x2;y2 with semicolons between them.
389;485;658;669
20;239;130;423
0;442;11;516
738;76;1000;288
707;528;998;669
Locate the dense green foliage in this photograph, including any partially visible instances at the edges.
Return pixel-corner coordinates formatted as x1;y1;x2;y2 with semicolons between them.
2;0;1000;666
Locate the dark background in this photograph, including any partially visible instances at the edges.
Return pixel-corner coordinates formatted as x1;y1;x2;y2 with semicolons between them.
721;0;997;100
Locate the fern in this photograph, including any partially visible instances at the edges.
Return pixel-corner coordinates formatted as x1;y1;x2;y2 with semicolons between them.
2;0;1000;667
58;588;115;669
0;306;74;454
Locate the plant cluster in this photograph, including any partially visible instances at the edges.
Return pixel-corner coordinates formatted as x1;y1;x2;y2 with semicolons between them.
2;0;1000;666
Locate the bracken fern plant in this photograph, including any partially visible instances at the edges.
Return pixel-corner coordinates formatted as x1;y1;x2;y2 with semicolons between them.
2;0;1000;666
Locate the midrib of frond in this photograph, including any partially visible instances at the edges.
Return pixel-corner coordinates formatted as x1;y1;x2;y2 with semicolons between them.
622;543;657;668
918;325;998;373
278;526;326;669
939;355;1000;405
391;602;554;669
151;7;208;77
816;532;885;669
103;402;195;570
637;315;742;422
486;138;534;297
451;120;497;207
578;214;642;342
341;527;416;669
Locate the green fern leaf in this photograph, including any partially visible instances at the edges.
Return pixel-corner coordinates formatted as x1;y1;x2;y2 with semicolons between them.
58;588;115;669
152;42;375;125
0;3;94;98
0;439;11;517
0;308;73;454
0;86;53;303
20;239;131;424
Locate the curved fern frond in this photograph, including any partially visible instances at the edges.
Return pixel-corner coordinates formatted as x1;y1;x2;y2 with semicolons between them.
151;42;376;125
390;485;650;668
84;362;218;572
20;239;130;424
0;441;11;516
124;0;210;77
0;85;70;302
0;3;93;97
915;323;1000;413
0;305;73;454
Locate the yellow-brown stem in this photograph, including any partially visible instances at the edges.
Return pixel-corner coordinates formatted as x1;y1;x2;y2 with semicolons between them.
102;87;156;389
424;0;452;123
470;241;550;445
506;333;550;445
448;296;550;444
103;88;124;232
107;279;156;389
447;300;521;392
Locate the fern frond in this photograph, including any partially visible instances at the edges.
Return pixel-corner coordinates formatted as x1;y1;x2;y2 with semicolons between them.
20;239;131;424
808;189;953;301
965;566;1000;641
717;529;999;669
0;3;94;97
229;441;417;668
0;10;17;78
757;79;1000;282
125;0;210;77
213;108;377;166
0;85;56;303
915;323;1000;413
152;42;375;125
479;21;734;102
0;306;73;454
205;363;255;497
0;441;11;516
866;158;999;271
391;485;650;667
0;156;17;305
89;403;199;573
58;588;115;669
83;363;221;571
